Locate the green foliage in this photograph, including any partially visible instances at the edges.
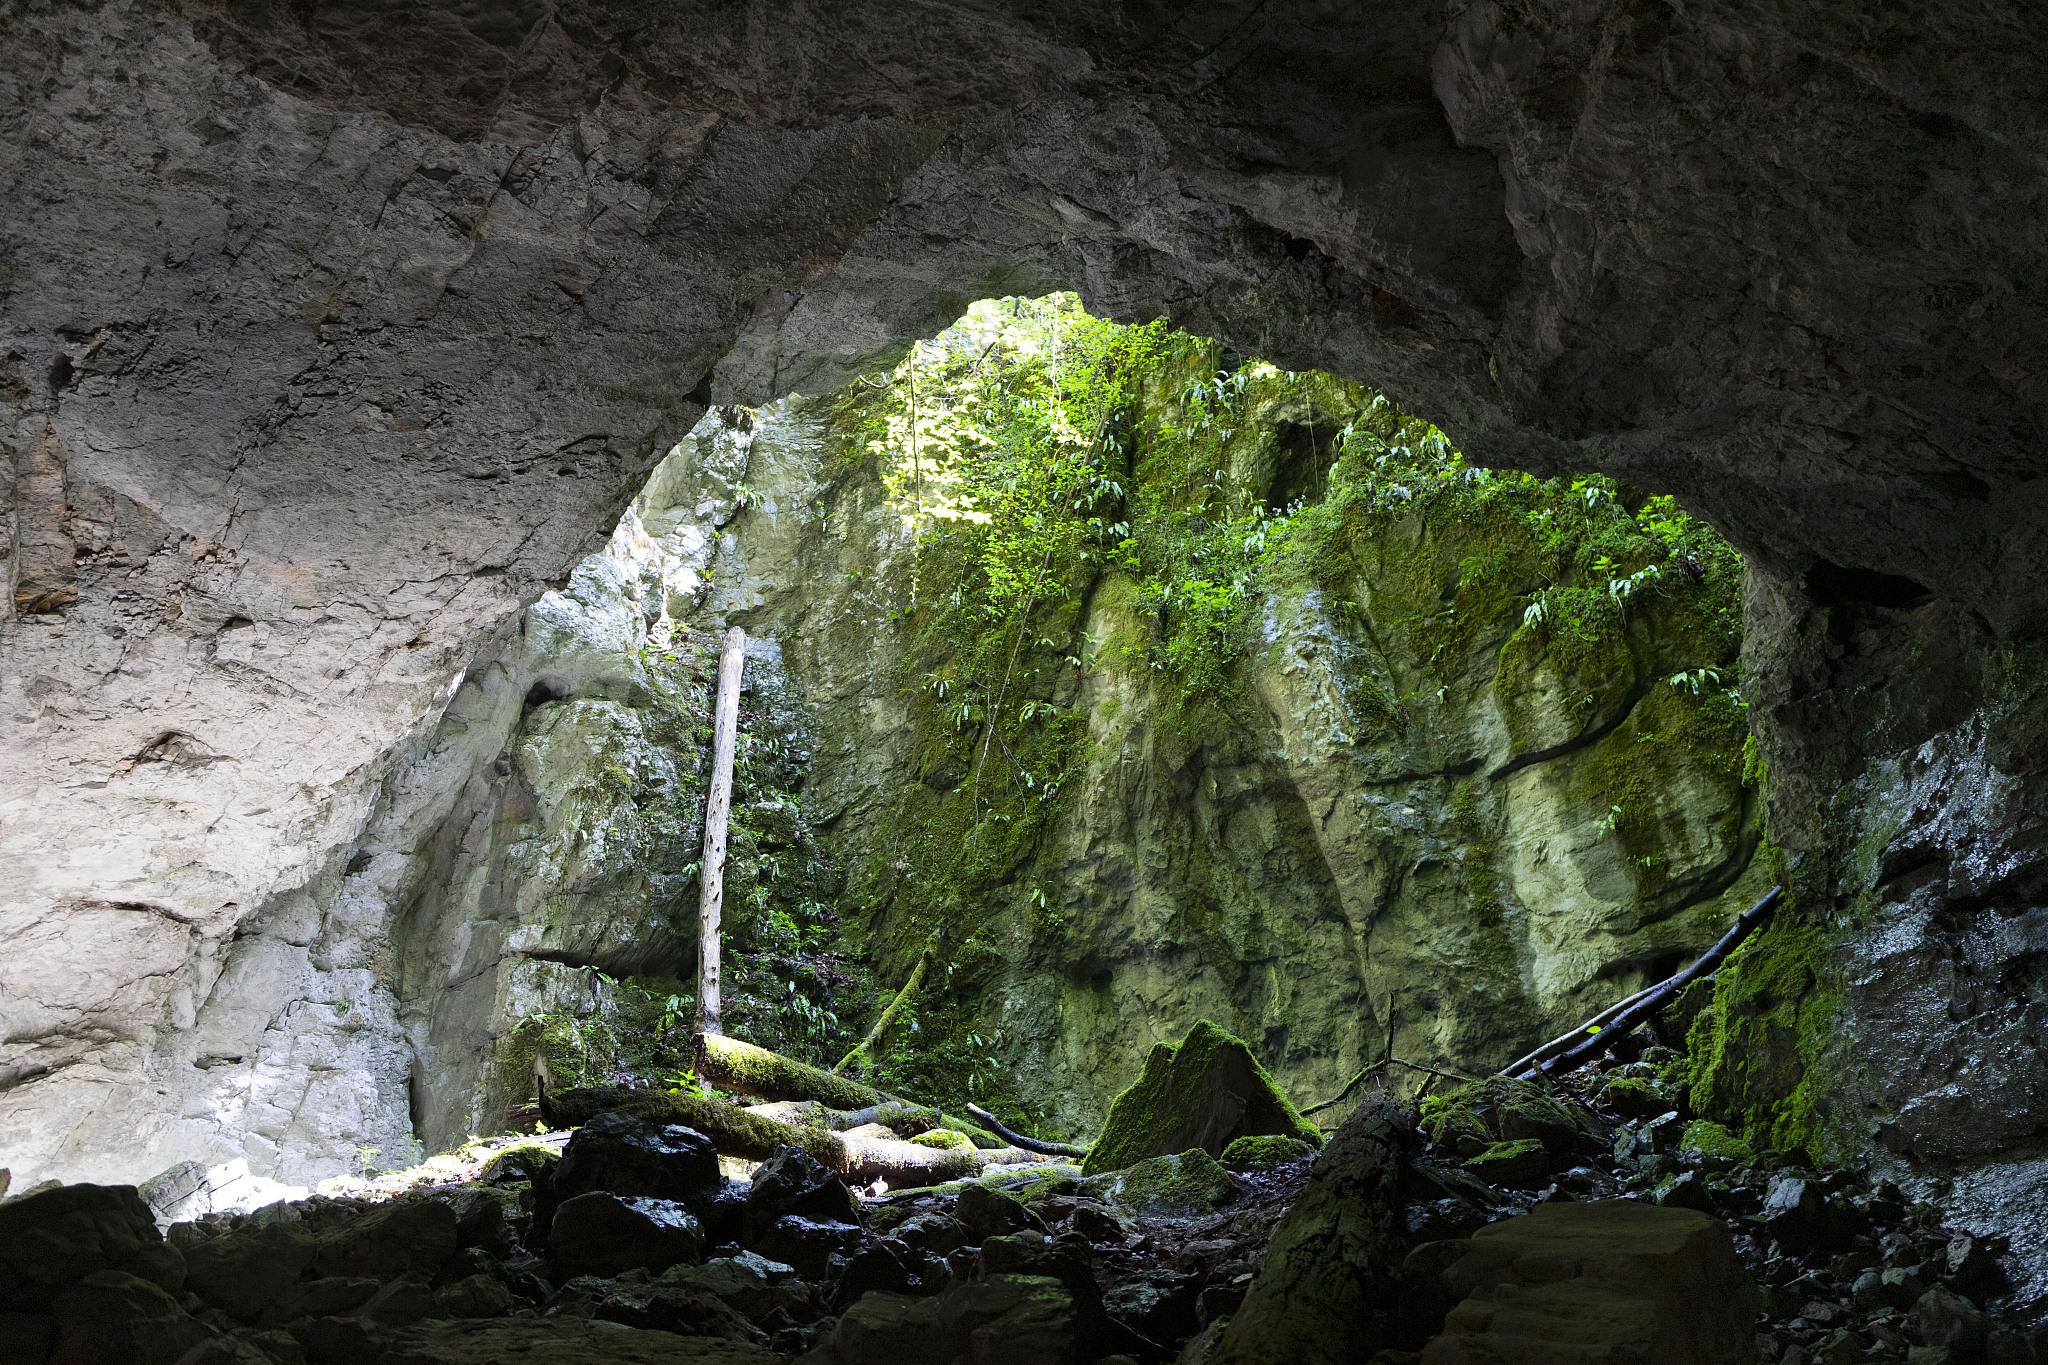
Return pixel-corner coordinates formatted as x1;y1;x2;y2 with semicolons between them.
816;291;1751;1118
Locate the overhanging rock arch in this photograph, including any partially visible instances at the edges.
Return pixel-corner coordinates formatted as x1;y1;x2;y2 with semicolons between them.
1;0;2043;1246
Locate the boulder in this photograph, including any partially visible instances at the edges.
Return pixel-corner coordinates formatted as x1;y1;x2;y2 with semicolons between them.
182;1215;318;1319
747;1146;861;1241
799;1273;1083;1364
1421;1201;1760;1365
657;1253;813;1328
1220;1134;1316;1172
312;1197;459;1283
48;1269;216;1364
433;1273;519;1320
0;1311;53;1363
1757;1173;1839;1249
750;1215;864;1280
1104;1266;1202;1344
477;1138;564;1188
547;1271;769;1344
1079;1150;1236;1218
0;1184;186;1306
553;1114;722;1213
266;1275;382;1324
1082;1021;1321;1175
888;1211;971;1259
954;1183;1043;1244
439;1184;525;1259
550;1193;704;1279
376;1317;781;1364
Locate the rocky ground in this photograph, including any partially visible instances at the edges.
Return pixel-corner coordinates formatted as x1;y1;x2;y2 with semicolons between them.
3;1042;2043;1364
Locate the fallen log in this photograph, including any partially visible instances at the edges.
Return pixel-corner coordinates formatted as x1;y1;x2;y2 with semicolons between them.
543;1084;1045;1189
698;1033;1003;1147
698;1032;881;1111
1499;978;1664;1079
1303;1056;1477;1116
964;1102;1089;1159
1513;885;1784;1083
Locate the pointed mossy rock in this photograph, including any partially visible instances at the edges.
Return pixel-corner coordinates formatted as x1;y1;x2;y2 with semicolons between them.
1080;1020;1322;1175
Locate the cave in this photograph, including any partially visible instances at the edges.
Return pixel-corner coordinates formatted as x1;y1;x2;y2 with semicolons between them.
3;2;2046;1362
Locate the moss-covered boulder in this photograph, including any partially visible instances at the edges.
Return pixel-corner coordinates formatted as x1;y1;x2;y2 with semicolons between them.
1420;1077;1605;1167
1080;1020;1321;1175
1220;1134;1316;1172
1079;1150;1237;1217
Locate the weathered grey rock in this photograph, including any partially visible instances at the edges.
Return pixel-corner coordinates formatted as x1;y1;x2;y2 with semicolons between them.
799;1273;1084;1364
1420;1202;1760;1365
0;1183;185;1306
311;1198;457;1283
47;1269;217;1365
549;1193;704;1281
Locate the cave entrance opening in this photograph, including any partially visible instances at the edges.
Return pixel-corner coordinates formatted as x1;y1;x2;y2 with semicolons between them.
480;292;1766;1156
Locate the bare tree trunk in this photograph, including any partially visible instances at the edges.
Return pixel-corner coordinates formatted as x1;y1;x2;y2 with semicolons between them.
695;625;745;1038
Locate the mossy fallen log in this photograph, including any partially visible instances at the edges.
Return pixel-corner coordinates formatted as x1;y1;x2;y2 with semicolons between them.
698;1034;1004;1148
543;1084;1044;1190
698;1033;881;1111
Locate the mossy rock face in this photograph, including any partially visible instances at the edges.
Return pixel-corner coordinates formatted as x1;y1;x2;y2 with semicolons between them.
1079;1149;1237;1217
1462;1138;1550;1187
1081;1020;1321;1175
908;1128;976;1153
1221;1134;1316;1172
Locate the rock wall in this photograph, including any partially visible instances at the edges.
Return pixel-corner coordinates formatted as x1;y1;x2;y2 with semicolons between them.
0;0;2041;1248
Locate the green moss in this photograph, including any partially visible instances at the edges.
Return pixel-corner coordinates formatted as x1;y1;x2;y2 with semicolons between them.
701;1034;882;1111
1081;1019;1321;1175
1080;1149;1237;1216
908;1127;976;1152
1463;1138;1544;1170
475;1137;563;1185
1418;1092;1490;1154
1220;1134;1316;1171
1682;899;1844;1157
1680;1119;1754;1163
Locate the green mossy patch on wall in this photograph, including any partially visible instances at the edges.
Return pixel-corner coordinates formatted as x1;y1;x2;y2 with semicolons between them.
1682;898;1845;1158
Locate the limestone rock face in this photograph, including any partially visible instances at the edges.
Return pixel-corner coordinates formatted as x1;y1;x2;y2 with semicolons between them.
0;0;2043;1246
